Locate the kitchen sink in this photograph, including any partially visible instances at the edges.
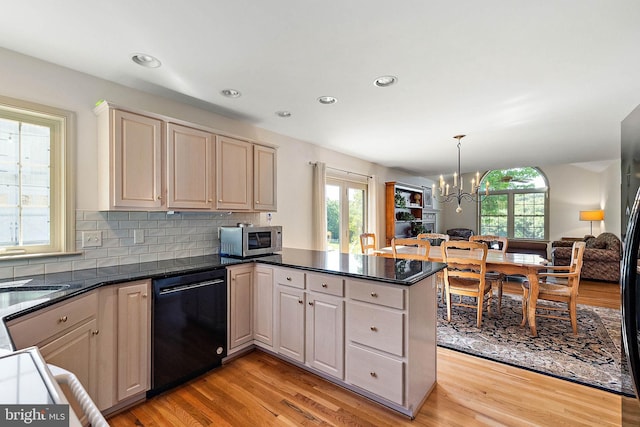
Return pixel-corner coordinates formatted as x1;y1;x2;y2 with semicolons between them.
0;284;71;307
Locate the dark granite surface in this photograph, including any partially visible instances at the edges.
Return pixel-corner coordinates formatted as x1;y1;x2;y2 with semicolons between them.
0;248;444;350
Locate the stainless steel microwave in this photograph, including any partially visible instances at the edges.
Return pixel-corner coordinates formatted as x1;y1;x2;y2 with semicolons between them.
220;225;282;258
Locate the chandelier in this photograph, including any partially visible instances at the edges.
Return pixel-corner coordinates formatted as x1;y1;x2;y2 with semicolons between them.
432;135;488;213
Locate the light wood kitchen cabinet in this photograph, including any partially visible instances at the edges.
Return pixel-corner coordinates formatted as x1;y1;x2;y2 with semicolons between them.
253;144;277;211
166;123;214;209
275;284;305;363
216;136;253;210
253;265;274;348
273;267;306;362
96;102;277;212
345;276;436;413
305;291;344;379
228;265;255;352
116;280;151;401
96;105;164;210
6;291;100;404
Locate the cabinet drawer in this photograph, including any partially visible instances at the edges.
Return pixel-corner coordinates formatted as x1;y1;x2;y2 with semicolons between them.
347;280;404;310
8;291;98;349
347;302;404;356
307;273;344;297
274;268;305;289
347;344;404;405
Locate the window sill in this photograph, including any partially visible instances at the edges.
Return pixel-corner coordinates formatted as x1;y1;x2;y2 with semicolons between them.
0;251;83;262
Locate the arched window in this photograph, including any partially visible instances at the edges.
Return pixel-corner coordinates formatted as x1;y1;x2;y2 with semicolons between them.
478;167;548;240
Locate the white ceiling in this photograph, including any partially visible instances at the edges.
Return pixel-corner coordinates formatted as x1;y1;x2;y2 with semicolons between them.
1;1;639;176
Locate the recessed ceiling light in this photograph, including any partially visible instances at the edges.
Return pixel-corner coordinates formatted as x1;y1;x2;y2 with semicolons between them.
276;111;292;118
374;75;397;87
221;89;241;98
318;96;338;105
131;53;161;68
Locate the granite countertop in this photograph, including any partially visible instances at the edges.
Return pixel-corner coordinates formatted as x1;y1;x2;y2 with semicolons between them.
0;248;444;350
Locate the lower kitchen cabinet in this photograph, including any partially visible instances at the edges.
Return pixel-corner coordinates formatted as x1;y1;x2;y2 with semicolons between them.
39;317;99;401
6;291;100;417
253;265;274;348
228;265;255;353
116;281;151;401
95;280;151;412
275;284;305;363
305;291;344;379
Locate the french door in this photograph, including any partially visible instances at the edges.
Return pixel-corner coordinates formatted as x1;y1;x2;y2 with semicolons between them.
326;178;367;254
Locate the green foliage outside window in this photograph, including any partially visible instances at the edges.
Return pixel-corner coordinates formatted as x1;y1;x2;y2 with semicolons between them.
480;167;547;240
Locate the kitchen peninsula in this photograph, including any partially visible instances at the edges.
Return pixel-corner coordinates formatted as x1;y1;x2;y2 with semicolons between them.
0;249;443;419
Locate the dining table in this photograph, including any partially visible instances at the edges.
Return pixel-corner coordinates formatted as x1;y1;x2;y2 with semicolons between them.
375;244;549;336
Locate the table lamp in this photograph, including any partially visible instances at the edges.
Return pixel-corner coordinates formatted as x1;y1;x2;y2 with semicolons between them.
579;210;604;235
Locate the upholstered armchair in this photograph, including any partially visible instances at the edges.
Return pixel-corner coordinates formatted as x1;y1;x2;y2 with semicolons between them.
446;228;474;241
551;233;621;282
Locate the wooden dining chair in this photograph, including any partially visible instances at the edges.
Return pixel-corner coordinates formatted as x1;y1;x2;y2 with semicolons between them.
416;233;450;246
359;233;376;254
391;237;430;260
417;233;449;298
469;235;508;314
521;241;586;335
442;241;491;328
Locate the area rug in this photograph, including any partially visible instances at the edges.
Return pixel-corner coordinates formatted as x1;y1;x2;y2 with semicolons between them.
436;294;628;395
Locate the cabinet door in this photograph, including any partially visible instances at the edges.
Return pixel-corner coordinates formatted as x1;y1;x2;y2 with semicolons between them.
253;145;277;211
276;286;305;363
229;265;254;350
306;292;344;379
254;265;274;347
117;280;151;400
216;136;252;210
113;110;163;208
39;318;99;402
167;124;214;209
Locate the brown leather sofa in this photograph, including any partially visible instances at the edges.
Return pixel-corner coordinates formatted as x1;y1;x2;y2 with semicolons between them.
551;233;621;282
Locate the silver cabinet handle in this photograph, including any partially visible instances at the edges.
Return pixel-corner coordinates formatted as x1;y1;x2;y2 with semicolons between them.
286;277;292;281
308;301;314;306
370;292;378;298
91;330;100;336
322;283;328;288
370;372;377;378
370;326;377;332
298;300;303;304
58;316;68;323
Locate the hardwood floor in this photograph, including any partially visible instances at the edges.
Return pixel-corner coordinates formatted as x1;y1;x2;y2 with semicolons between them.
109;280;623;427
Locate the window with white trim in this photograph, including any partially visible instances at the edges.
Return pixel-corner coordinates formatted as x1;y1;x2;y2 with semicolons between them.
478;167;548;240
0;96;75;256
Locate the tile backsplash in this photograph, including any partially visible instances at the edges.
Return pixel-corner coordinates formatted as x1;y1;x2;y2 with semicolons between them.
0;210;260;279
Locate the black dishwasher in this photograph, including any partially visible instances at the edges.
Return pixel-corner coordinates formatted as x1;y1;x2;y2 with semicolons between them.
149;268;227;397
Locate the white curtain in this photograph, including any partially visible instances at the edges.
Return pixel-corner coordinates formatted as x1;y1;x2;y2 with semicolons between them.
367;175;378;238
312;162;327;251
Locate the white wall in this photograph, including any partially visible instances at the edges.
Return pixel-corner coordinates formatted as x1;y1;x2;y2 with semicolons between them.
438;163;621;241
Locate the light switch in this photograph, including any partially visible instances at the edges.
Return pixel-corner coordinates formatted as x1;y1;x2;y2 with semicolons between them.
82;231;102;248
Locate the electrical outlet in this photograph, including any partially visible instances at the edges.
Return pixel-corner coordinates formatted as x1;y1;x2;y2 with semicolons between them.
82;231;102;248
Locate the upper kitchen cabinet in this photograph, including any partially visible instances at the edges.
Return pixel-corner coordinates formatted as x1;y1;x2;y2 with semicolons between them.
96;105;163;210
215;136;278;212
216;136;252;210
166;123;214;210
95;102;277;212
254;145;277;211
